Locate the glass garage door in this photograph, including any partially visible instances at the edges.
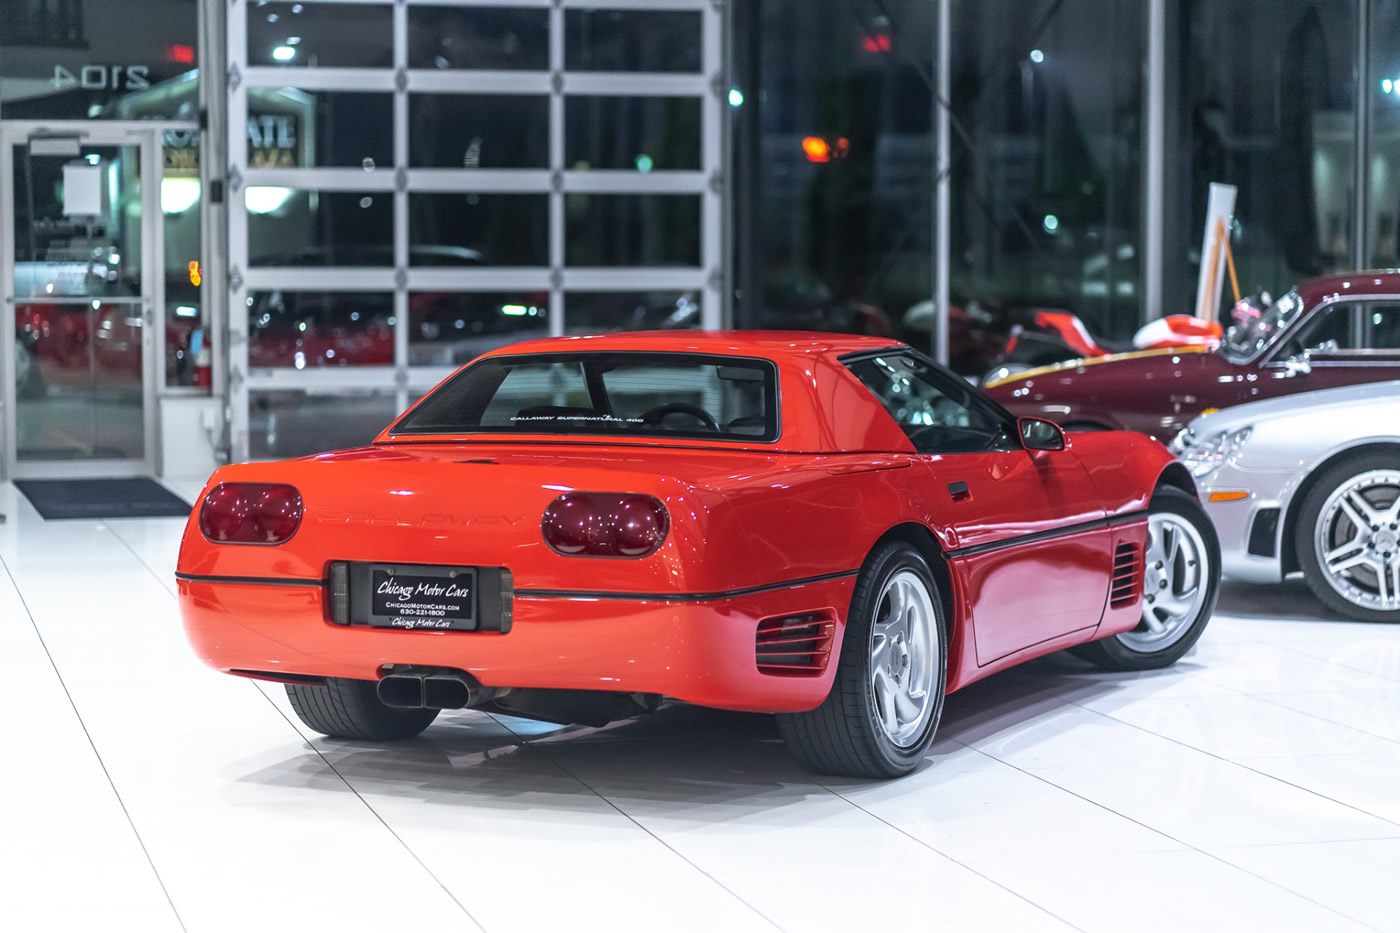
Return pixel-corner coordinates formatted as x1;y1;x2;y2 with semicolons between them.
226;0;722;461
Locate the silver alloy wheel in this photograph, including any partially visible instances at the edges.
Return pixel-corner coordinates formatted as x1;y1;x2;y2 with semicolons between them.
1120;512;1210;652
1315;469;1400;612
869;570;938;747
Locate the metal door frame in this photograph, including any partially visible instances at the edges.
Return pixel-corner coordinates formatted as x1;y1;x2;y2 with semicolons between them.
0;120;165;480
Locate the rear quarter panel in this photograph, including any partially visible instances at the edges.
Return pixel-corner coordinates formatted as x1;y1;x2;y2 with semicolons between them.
699;457;953;581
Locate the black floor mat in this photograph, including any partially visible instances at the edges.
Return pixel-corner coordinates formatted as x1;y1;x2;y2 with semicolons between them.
15;478;193;520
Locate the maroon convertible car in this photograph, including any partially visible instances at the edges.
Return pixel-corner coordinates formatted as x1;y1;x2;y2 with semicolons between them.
985;272;1400;442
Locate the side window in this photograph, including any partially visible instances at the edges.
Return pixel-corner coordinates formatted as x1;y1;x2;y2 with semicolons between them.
845;354;1014;454
1288;302;1400;356
1363;304;1400;349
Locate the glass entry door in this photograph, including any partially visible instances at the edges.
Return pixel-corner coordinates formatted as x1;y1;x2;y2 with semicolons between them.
2;125;158;477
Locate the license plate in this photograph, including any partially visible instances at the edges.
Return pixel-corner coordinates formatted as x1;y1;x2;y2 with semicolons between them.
368;565;476;631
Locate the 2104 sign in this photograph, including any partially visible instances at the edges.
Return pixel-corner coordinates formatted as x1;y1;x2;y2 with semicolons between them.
51;65;151;91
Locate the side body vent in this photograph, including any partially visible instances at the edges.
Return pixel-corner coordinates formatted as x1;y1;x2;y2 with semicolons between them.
1110;543;1141;608
755;611;837;677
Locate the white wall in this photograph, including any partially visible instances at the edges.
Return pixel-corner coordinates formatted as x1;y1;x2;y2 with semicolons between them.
158;395;222;480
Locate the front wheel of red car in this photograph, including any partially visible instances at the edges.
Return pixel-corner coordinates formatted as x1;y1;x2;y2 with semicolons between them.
1071;486;1220;671
778;542;947;779
286;678;439;740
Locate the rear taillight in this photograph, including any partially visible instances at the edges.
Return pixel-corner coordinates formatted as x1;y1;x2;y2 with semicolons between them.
541;493;669;558
198;483;304;545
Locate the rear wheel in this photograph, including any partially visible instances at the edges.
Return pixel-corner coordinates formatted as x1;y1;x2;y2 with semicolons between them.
1071;486;1220;670
778;542;947;778
1295;453;1400;623
286;677;438;740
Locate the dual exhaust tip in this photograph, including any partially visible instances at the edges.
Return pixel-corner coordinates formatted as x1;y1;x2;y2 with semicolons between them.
376;668;486;710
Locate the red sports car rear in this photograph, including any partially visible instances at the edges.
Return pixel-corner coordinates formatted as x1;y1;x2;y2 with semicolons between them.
177;332;1219;777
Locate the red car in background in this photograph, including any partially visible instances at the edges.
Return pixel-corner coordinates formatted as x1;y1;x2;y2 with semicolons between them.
177;332;1219;778
985;272;1400;442
15;293;200;392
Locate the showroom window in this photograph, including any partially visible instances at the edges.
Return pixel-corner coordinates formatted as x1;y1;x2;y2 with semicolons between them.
227;0;721;460
731;2;936;364
948;0;1144;344
1165;0;1358;320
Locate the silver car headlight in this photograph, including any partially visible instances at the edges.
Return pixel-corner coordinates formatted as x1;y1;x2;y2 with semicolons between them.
1175;426;1253;478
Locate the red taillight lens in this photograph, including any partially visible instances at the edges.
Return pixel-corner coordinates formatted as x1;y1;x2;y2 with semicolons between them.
541;493;669;558
198;483;304;545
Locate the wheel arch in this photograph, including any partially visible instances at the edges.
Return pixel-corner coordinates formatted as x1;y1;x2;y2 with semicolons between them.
870;522;956;638
1154;461;1198;500
1280;441;1400;576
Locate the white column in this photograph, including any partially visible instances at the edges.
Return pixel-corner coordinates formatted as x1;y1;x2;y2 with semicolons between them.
1143;0;1166;324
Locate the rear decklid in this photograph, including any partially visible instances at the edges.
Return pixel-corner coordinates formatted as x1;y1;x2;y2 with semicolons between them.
178;443;794;594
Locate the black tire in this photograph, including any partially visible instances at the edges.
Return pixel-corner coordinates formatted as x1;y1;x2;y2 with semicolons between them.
777;542;947;779
1071;486;1220;670
286;677;439;740
1295;452;1400;623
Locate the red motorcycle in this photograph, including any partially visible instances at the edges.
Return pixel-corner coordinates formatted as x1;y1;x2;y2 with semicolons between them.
981;308;1225;385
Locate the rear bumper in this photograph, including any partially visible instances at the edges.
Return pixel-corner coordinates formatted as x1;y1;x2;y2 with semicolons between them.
177;574;856;713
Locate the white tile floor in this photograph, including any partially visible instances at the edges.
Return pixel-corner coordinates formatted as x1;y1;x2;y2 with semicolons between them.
2;479;1399;933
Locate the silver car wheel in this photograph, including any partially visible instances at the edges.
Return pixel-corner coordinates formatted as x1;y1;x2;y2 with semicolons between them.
869;570;938;748
1119;512;1210;652
1316;469;1400;613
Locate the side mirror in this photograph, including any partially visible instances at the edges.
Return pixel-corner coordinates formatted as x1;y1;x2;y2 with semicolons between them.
1019;417;1066;452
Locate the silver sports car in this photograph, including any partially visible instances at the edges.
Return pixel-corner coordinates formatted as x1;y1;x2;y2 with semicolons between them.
1171;380;1400;623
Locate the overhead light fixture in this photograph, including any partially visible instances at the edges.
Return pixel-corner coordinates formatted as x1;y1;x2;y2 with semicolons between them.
1029;49;1045;64
245;186;293;214
272;45;296;62
728;88;744;107
161;177;201;214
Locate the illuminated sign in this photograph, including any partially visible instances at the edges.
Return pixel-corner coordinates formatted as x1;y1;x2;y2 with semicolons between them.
801;136;850;163
161;114;301;176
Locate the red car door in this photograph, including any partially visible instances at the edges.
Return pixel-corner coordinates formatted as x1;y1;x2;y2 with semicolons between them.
921;449;1110;664
844;353;1112;666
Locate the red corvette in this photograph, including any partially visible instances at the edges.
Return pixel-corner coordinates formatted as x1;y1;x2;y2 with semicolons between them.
176;332;1220;777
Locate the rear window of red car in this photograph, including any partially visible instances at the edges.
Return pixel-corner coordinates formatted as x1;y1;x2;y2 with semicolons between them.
391;351;780;442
